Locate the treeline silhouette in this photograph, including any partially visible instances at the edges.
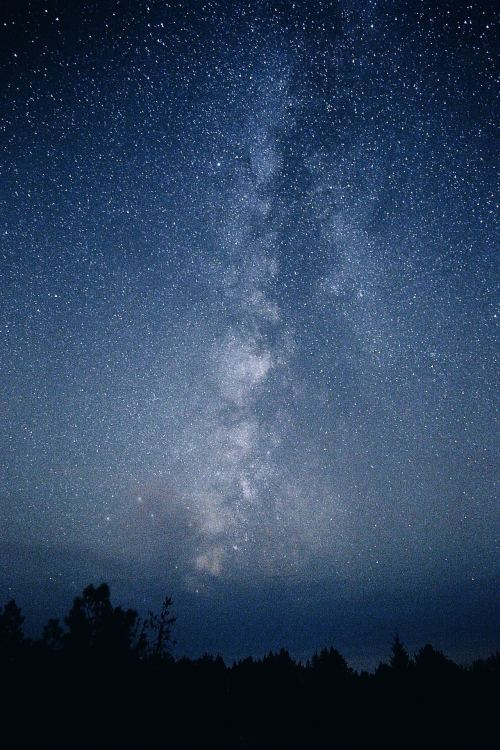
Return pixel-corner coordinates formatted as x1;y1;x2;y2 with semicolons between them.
0;584;497;748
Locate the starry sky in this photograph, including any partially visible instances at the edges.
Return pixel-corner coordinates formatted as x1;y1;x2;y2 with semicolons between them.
1;0;498;667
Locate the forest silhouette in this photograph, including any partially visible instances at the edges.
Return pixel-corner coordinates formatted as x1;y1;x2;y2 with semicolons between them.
0;584;497;748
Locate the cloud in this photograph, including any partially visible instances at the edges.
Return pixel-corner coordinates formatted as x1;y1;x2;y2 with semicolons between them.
195;546;225;576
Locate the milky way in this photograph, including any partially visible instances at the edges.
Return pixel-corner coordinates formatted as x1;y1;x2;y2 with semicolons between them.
1;1;497;663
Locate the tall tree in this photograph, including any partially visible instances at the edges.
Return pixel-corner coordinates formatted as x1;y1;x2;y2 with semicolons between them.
64;583;139;661
0;599;25;664
389;633;412;672
140;596;176;661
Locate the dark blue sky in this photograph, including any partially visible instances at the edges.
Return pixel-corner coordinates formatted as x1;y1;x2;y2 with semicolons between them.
1;0;498;668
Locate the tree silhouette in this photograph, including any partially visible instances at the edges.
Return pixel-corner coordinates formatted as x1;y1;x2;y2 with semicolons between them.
0;585;497;748
311;646;351;677
42;618;64;651
64;583;139;661
139;595;176;661
0;599;25;664
414;643;458;678
389;632;412;672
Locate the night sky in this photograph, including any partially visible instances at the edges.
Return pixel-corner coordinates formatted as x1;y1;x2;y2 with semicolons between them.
1;0;498;668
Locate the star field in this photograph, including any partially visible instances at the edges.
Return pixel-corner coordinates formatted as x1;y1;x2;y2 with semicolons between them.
0;0;497;664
